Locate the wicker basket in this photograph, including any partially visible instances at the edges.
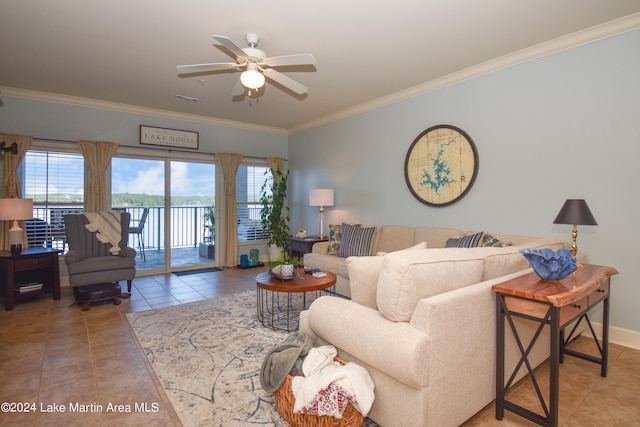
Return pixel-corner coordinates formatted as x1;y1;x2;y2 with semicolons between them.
274;357;366;427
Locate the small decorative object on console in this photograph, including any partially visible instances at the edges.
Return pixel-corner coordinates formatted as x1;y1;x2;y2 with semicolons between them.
296;229;307;238
520;248;577;281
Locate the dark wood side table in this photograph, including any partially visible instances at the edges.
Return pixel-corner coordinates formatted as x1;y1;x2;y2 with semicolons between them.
0;247;62;311
492;264;618;427
289;236;328;259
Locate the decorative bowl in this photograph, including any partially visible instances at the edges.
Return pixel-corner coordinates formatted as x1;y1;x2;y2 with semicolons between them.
520;248;577;281
269;264;295;281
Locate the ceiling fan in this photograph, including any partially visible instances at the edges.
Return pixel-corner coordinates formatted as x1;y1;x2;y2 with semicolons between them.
177;34;316;96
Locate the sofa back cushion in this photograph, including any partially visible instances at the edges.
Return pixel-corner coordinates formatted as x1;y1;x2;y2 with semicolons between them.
376;225;417;254
482;248;530;280
413;227;466;248
349;242;428;309
376;248;486;322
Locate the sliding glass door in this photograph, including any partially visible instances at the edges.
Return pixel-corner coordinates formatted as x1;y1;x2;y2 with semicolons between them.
169;160;216;270
112;157;166;271
111;156;216;273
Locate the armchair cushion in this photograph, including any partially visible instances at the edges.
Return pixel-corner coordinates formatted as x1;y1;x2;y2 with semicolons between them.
66;255;135;275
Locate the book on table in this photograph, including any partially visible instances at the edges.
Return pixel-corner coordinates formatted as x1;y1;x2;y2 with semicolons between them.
14;280;43;293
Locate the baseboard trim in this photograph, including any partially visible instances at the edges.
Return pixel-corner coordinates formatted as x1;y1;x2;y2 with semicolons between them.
582;322;640;350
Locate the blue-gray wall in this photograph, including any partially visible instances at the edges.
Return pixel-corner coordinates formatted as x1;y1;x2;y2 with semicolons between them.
1;28;638;338
0;97;288;157
289;29;640;335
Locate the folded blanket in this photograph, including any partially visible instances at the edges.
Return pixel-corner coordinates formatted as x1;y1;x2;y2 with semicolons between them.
302;346;337;377
292;353;375;417
83;211;122;255
260;331;315;393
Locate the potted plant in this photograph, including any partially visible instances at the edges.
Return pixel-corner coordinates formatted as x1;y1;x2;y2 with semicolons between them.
269;255;303;277
198;205;215;259
260;168;291;262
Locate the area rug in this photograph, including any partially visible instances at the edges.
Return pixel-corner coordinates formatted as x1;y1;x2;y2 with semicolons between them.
126;291;291;426
173;267;223;276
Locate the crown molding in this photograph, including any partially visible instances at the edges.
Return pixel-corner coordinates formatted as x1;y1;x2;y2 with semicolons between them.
290;13;640;134
3;13;639;136
0;87;288;136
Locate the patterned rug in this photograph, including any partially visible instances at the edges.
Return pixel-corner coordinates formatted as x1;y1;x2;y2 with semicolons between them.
126;291;291;426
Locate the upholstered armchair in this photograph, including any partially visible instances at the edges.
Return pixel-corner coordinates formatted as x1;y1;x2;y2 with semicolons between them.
64;212;136;308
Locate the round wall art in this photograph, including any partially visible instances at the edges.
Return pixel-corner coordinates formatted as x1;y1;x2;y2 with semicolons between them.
404;124;479;207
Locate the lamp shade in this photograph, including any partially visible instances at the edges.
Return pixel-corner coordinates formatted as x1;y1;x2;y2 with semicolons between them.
309;189;334;207
553;199;597;226
0;198;34;220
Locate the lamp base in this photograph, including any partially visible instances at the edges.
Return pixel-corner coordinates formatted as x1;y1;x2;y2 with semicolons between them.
9;223;24;253
316;209;326;239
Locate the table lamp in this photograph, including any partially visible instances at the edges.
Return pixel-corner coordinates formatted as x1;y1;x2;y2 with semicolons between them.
0;198;34;253
553;199;597;259
309;189;334;238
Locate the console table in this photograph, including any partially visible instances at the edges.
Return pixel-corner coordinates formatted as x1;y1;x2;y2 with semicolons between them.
1;247;62;311
492;264;618;427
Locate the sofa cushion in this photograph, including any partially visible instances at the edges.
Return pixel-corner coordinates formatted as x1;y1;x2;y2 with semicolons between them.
376;248;485;322
414;227;466;248
445;231;484;248
337;223;378;257
482;248;530;280
327;224;342;255
375;225;417;254
350;242;427;308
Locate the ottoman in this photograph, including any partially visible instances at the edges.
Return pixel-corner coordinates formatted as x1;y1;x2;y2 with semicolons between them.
73;282;131;311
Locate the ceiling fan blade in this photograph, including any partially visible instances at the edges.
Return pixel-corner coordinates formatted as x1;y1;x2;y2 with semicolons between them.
212;35;250;61
231;78;245;96
177;62;241;73
263;69;308;95
262;53;316;67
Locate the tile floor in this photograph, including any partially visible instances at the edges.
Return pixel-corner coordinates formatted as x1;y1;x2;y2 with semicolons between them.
0;267;639;426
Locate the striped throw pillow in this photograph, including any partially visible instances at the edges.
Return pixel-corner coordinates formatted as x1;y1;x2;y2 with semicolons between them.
336;223;377;257
445;231;484;248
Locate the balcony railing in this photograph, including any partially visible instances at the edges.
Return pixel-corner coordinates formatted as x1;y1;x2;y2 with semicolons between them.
27;205;265;253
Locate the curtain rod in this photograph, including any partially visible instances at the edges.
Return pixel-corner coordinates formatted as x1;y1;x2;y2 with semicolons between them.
33;137;284;161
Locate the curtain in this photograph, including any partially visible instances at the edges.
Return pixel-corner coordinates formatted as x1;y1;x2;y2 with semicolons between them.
1;133;32;250
77;140;119;212
217;153;243;267
267;157;285;182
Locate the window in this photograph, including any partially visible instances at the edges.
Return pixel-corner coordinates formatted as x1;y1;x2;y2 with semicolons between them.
21;150;85;251
236;165;271;242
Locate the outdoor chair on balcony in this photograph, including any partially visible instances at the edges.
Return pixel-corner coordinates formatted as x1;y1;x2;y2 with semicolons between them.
64;212;136;310
129;207;149;262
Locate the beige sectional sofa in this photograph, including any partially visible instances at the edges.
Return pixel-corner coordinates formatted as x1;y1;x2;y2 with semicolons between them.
300;224;571;427
303;224;567;298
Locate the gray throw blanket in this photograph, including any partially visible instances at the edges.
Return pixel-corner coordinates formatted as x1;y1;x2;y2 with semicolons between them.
260;331;316;393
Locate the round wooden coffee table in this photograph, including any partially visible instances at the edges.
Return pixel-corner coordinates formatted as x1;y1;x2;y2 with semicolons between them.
256;270;336;332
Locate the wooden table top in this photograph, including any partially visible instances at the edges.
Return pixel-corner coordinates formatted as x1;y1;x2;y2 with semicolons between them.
256;270;336;293
492;264;618;307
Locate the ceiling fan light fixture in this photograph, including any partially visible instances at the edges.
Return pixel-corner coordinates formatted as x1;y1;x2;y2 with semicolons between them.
240;62;265;90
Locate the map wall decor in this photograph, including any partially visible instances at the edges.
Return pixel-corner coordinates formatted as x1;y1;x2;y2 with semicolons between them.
404;124;479;207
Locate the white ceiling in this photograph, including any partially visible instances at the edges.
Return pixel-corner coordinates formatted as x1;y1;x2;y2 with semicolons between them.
2;1;640;132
